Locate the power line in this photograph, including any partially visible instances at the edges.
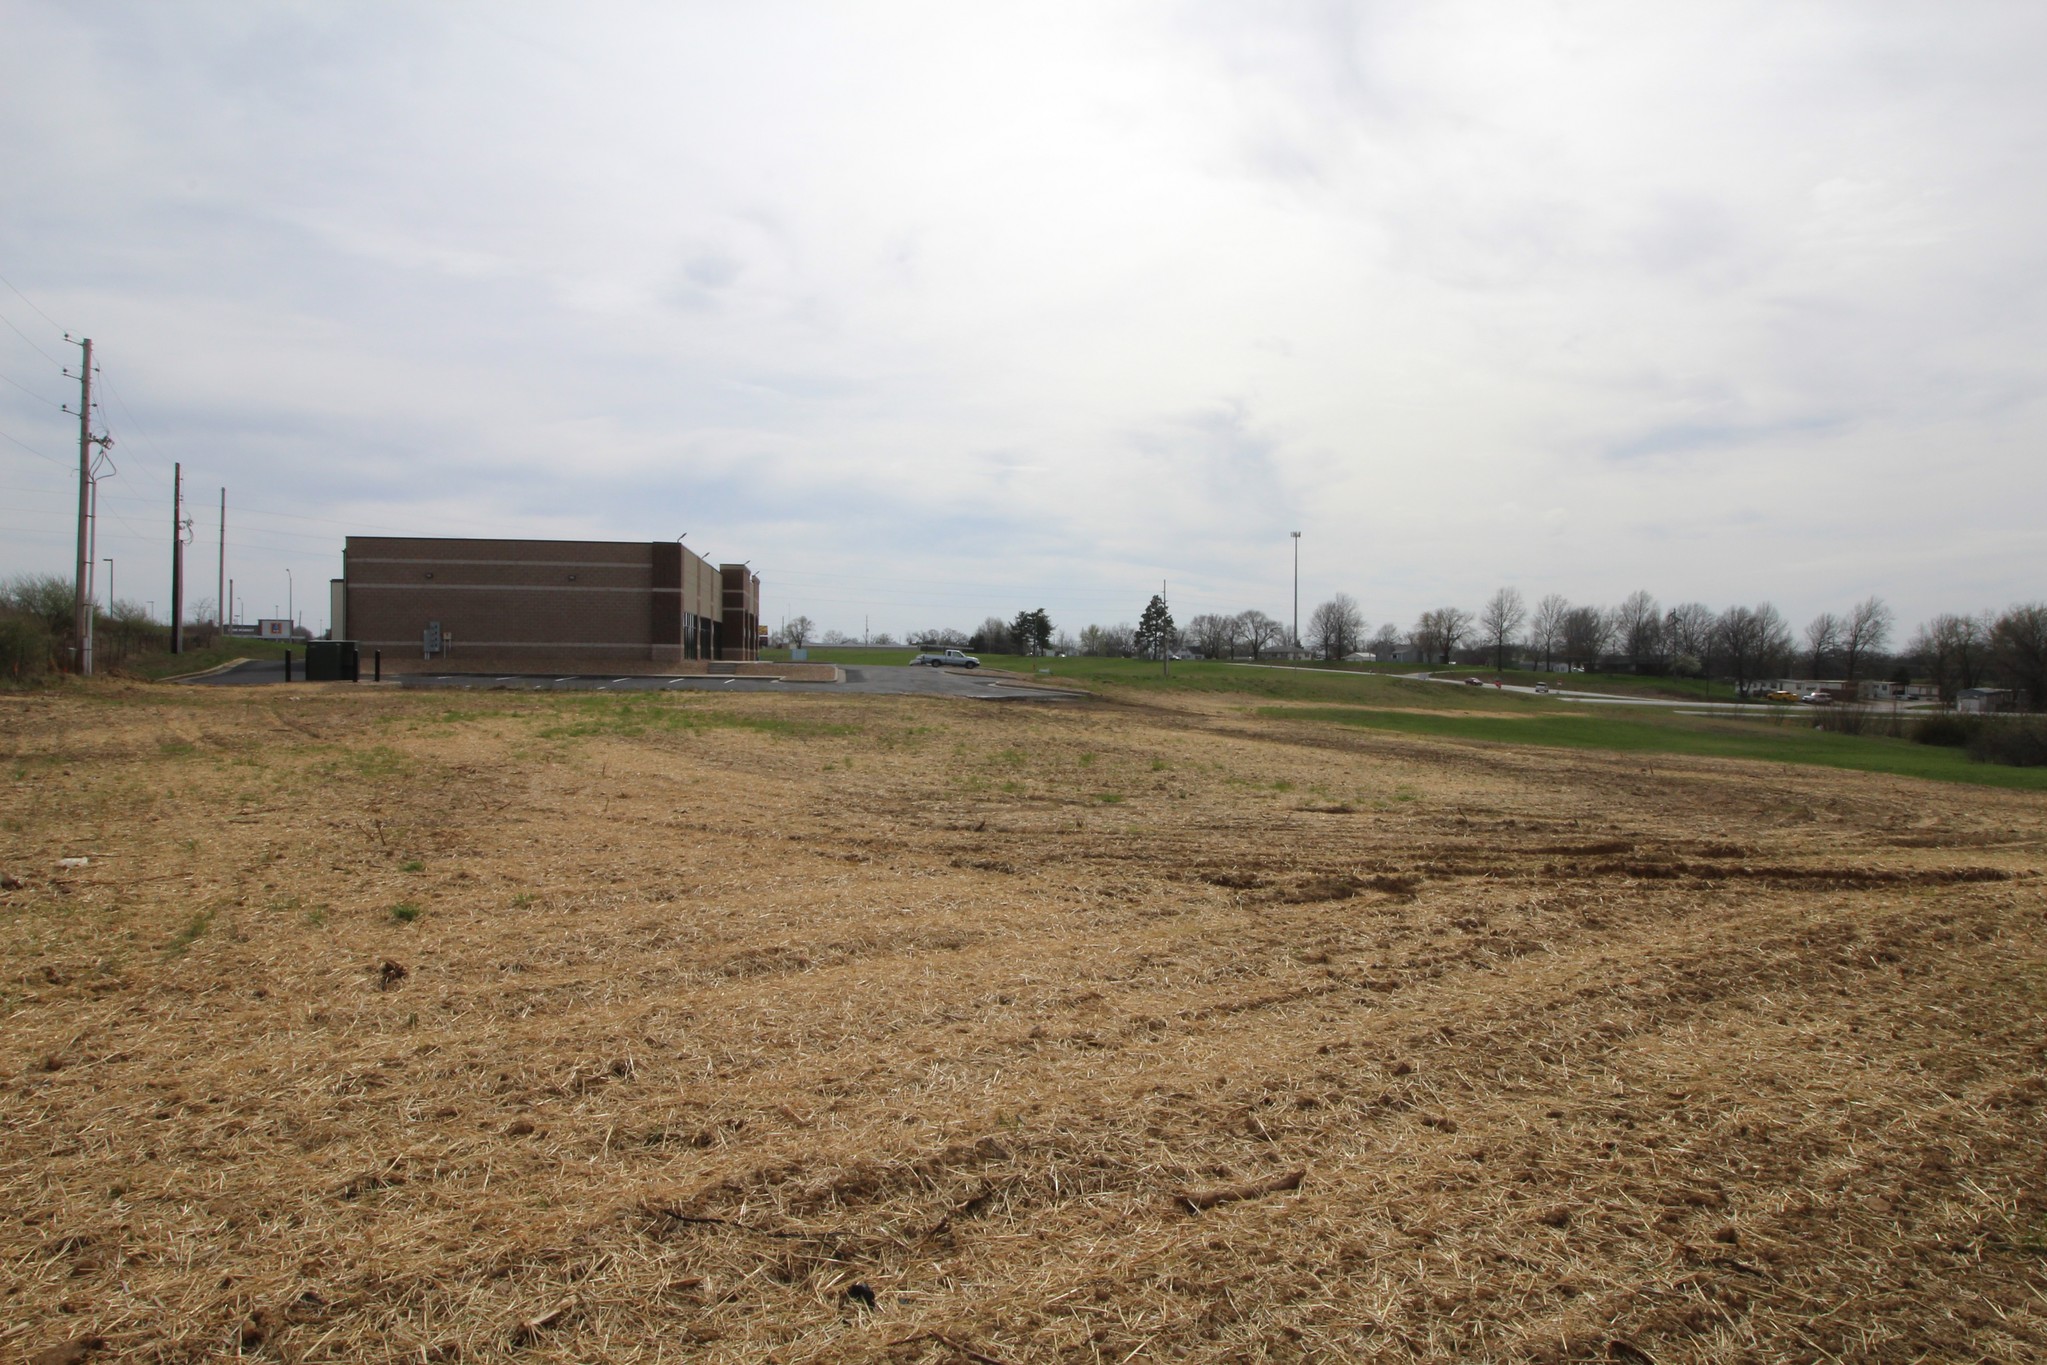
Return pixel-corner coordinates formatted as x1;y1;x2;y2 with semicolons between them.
86;365;174;495
0;423;70;467
0;309;64;367
0;268;65;334
0;366;66;408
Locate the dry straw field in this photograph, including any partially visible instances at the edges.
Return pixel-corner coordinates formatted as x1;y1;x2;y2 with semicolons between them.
3;679;2045;1363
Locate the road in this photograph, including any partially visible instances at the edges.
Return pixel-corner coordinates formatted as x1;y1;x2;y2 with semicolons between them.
180;660;1086;702
1229;663;1945;715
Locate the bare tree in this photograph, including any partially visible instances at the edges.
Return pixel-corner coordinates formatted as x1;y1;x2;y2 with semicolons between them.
1308;594;1366;661
1990;602;2047;710
1237;609;1284;661
1841;596;1894;683
1758;604;1794;678
1369;622;1403;660
1412;606;1472;665
1803;612;1841;679
1478;587;1526;672
1530;593;1569;672
783;615;815;648
1561;605;1612;672
1714;603;1793;695
1712;606;1763;694
1907;612;1988;703
1663;602;1716;669
1186;613;1236;659
972;616;1014;653
1613;590;1663;673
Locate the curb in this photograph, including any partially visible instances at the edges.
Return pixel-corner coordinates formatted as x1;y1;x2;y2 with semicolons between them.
160;657;256;683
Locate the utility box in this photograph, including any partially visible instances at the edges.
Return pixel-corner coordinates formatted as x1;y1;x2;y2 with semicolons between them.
304;640;360;682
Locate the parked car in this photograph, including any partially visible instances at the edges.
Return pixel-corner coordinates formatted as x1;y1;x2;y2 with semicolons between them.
910;649;980;669
1534;683;1550;694
1766;689;1800;703
1800;690;1833;705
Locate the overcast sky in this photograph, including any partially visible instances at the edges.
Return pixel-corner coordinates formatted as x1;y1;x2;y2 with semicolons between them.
3;1;2043;641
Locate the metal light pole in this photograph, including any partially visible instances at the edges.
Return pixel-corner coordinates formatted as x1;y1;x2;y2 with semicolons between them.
1291;531;1301;652
286;568;294;631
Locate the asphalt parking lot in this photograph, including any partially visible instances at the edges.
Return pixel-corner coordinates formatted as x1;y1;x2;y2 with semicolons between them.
181;660;1086;702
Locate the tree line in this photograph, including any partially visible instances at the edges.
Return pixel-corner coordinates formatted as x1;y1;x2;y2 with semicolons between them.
773;584;2045;710
1286;587;2046;709
930;589;2045;709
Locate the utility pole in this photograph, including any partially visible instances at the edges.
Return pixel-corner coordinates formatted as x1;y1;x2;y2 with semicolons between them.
1161;578;1170;679
218;488;226;635
170;462;186;653
70;338;94;674
1291;531;1302;653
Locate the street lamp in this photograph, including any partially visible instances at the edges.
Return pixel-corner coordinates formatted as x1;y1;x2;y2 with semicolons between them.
1291;531;1301;651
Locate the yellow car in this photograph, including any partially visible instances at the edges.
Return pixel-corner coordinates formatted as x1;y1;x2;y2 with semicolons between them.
1765;689;1800;703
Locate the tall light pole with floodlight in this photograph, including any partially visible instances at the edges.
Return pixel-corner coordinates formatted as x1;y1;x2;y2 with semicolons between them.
1291;531;1301;652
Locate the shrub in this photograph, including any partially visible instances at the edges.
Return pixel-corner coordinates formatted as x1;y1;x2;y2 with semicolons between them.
0;612;55;680
1968;719;2047;768
1912;714;1980;748
1809;707;1903;739
1;573;76;635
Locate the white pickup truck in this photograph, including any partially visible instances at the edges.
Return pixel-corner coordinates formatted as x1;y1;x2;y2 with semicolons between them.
910;648;981;669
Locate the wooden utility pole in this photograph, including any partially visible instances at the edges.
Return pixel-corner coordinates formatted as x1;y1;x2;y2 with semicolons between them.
170;462;185;653
71;338;94;674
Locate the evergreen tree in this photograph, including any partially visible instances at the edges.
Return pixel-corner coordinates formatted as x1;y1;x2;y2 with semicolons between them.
1009;607;1054;656
1134;594;1175;660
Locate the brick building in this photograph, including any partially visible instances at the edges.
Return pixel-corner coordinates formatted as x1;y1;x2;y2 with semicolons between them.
335;536;760;667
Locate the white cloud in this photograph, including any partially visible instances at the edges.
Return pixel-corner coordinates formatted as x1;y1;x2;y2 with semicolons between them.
3;0;2043;637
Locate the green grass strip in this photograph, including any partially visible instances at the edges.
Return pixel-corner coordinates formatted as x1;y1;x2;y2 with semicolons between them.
1266;705;2047;790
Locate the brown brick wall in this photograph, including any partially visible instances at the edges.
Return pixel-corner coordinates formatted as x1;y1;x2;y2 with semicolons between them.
343;537;728;661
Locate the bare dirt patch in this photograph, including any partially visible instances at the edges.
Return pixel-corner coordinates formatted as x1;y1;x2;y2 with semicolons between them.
3;681;2045;1362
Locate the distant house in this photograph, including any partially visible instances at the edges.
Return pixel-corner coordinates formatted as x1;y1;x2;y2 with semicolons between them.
1957;688;2014;714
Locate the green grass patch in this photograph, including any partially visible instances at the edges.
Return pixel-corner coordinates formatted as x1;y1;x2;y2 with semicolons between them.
340;745;411;780
1270;704;2047;790
390;902;423;923
534;695;859;741
165;909;213;955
